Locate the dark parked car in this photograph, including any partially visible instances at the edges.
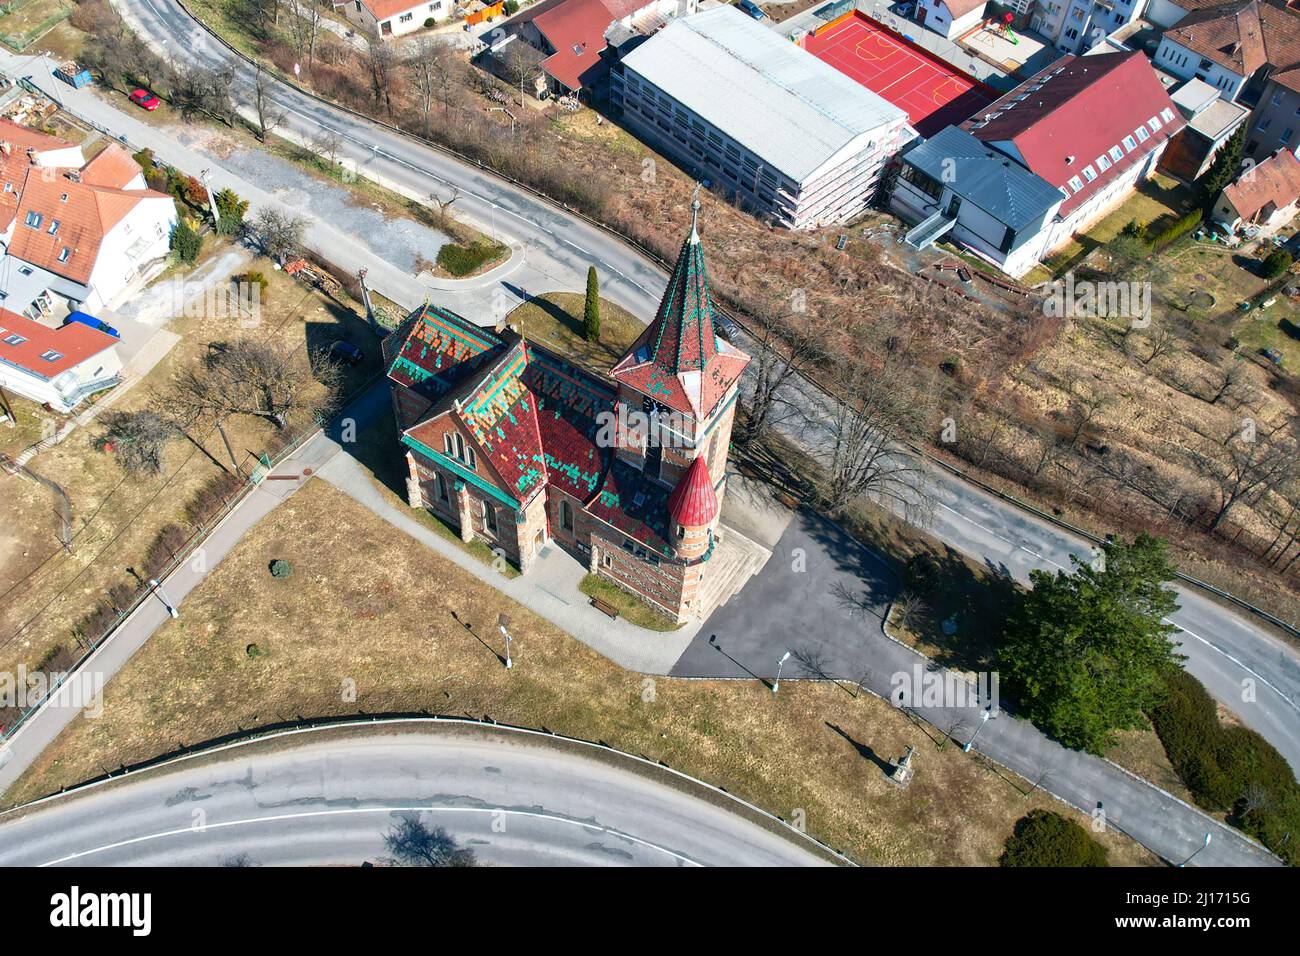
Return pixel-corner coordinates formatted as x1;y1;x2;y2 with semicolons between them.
738;0;767;19
328;340;363;367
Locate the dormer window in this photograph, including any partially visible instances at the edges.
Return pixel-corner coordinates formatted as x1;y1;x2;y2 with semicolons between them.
47;219;59;235
40;349;62;362
23;211;41;228
57;247;70;263
443;431;476;470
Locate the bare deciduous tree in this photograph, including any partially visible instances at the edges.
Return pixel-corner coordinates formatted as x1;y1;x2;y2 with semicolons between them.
252;65;286;142
95;409;175;475
382;816;476;867
738;300;825;447
171;64;236;126
817;345;931;521
429;186;459;230
250;208;307;265
161;339;342;430
1194;417;1300;532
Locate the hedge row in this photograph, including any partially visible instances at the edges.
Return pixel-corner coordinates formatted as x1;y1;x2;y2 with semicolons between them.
1149;668;1300;864
1146;209;1204;251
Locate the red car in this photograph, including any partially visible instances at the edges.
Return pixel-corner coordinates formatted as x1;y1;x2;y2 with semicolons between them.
129;88;160;111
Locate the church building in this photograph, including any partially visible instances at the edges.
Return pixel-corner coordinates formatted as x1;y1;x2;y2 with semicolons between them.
383;207;750;624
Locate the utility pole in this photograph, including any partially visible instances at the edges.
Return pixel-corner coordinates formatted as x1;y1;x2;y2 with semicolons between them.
200;169;220;228
357;268;376;334
214;419;241;476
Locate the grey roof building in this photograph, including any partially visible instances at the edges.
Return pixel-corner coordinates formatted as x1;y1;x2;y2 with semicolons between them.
611;6;913;228
890;126;1065;276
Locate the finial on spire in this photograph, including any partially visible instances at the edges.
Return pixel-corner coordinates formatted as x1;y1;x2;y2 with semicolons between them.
689;182;702;244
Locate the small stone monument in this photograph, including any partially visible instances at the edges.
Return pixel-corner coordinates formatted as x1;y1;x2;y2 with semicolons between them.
890;745;916;789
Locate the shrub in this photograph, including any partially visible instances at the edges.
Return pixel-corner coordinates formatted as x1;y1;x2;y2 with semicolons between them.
170;220;203;263
187;471;244;526
1261;248;1293;279
132;147;155;170
269;559;294;578
999;810;1109;866
436;239;506;277
235;271;269;295
1149;668;1300;863
1146;209;1203;250
424;16;435;27
503;0;519;12
143;523;190;579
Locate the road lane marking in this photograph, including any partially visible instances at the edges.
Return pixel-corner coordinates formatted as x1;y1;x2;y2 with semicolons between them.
36;805;705;867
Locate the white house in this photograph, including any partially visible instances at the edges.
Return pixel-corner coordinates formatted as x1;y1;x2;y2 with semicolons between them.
0;307;121;413
1212;148;1300;234
334;0;452;39
916;0;987;41
0;140;176;317
1031;0;1148;55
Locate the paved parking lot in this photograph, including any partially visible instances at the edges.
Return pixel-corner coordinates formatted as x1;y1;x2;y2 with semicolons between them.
671;509;898;681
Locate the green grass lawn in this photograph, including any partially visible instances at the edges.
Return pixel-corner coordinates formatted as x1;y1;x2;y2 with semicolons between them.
578;573;680;631
1041;174;1198;278
507;292;645;373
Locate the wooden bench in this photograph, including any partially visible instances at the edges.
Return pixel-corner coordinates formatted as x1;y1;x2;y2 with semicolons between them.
590;597;620;619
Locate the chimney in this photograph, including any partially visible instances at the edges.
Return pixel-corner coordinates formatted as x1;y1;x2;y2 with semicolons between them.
0;141;9;156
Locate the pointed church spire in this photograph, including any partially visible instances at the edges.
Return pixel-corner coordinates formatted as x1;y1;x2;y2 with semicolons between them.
688;182;701;245
610;202;749;418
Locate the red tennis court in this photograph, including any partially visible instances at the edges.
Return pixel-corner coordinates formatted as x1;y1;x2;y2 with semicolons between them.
803;12;994;138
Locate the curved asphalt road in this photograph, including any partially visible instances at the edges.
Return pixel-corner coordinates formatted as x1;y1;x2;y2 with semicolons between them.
0;725;832;866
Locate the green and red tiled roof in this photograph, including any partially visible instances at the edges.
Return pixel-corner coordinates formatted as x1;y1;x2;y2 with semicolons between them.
611;220;750;419
386;303;503;401
587;458;673;556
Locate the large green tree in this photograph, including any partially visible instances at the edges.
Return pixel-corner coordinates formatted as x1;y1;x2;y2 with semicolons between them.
999;533;1184;754
583;266;601;342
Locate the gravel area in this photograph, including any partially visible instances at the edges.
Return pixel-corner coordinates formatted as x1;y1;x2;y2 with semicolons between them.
174;129;451;274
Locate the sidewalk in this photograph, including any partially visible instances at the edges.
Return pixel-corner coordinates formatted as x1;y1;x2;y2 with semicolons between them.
317;451;703;674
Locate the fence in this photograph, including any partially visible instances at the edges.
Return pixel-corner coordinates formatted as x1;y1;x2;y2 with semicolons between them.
0;0;73;53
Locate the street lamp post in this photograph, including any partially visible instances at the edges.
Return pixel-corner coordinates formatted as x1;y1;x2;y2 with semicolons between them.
772;650;791;695
963;707;994;753
147;578;179;619
498;613;512;670
1178;832;1212;867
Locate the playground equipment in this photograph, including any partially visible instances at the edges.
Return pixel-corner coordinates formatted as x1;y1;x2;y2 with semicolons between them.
985;12;1019;45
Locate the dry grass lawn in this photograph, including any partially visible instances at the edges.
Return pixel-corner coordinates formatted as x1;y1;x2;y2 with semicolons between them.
5;479;1159;866
0;239;374;697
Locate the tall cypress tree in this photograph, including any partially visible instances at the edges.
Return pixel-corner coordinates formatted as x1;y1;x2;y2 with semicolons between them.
583;266;601;342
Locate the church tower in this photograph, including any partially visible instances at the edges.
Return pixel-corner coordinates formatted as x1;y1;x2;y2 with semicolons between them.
609;197;750;511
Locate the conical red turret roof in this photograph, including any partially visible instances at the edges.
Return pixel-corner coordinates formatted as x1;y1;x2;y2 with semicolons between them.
667;455;718;528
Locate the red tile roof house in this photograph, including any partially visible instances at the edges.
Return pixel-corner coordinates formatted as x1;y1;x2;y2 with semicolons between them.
512;0;697;94
1211;147;1300;232
334;0;453;39
0;123;176;318
0;307;122;413
891;51;1186;277
385;206;750;623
